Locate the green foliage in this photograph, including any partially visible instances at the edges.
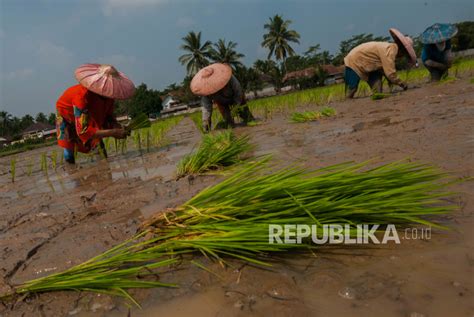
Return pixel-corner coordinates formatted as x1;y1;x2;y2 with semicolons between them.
116;84;163;118
10;158;457;303
176;131;252;178
452;21;474;52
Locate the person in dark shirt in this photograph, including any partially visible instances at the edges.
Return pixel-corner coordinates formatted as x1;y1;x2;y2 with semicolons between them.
421;40;453;81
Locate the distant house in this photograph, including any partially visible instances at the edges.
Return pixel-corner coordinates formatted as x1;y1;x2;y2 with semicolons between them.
22;122;56;140
162;95;181;111
283;65;345;85
0;137;10;148
320;64;345;85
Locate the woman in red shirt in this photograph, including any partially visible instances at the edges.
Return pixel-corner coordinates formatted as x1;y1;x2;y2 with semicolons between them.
56;64;135;163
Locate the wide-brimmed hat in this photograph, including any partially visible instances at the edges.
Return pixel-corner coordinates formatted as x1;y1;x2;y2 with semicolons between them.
389;28;417;64
75;64;135;100
190;63;232;96
421;23;458;44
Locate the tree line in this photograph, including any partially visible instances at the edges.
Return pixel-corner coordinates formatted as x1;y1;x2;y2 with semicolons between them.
2;19;473;139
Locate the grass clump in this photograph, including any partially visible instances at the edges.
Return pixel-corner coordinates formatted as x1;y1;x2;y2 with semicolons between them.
176;130;252;178
7;157;457;304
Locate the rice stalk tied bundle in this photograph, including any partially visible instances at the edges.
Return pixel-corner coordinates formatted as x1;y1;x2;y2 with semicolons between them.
125;113;151;132
7;157;458;304
176;131;253;178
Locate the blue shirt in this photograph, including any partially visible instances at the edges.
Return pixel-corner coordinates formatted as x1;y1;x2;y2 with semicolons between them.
422;40;451;63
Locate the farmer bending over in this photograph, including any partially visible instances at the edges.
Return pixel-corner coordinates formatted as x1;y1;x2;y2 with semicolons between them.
344;28;417;98
56;64;135;164
421;23;458;82
191;63;254;132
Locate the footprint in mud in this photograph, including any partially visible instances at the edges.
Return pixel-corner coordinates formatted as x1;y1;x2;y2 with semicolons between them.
340;272;403;301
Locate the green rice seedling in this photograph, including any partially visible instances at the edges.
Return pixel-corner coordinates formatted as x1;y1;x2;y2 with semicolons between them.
371;92;391;100
146;130;151;152
27;160;33;176
9;157;458;303
470;78;474;84
40;153;48;174
50;151;57;169
125;113;151;132
320;106;337;117
10;157;16;183
290;111;321;123
176;130;252;178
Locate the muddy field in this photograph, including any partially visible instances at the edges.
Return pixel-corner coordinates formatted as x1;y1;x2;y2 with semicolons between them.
1;78;473;317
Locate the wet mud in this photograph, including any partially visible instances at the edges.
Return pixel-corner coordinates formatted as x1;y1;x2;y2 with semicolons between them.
0;78;473;316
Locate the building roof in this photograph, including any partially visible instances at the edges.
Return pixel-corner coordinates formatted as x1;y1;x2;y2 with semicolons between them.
22;122;55;134
283;65;344;82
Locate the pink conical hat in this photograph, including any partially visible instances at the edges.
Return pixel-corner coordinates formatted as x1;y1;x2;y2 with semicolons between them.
190;63;232;96
389;28;417;65
75;64;135;100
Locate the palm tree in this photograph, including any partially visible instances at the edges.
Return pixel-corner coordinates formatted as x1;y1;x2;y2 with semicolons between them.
178;31;213;76
210;39;245;69
261;14;300;66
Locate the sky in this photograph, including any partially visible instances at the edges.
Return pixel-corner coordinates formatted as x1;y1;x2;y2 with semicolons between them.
0;0;473;117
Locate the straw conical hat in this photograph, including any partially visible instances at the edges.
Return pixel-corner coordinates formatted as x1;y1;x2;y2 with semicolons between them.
75;64;135;100
389;28;417;64
190;63;232;96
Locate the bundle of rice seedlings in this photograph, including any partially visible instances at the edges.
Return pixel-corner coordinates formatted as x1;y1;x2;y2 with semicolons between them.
290;111;321;123
125;113;151;132
320;106;337;117
6;157;457;303
50;151;57;169
371;92;391;100
176;131;252;178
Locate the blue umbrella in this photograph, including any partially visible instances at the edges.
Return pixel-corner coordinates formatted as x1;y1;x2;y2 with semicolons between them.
421;23;458;44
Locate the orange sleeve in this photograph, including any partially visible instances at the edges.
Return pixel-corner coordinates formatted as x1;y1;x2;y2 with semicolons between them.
72;91;99;144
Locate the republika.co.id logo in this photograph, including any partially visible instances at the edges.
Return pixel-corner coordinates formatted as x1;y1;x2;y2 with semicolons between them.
268;224;431;245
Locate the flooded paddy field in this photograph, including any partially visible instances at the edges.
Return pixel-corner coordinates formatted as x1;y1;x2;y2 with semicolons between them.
1;78;473;317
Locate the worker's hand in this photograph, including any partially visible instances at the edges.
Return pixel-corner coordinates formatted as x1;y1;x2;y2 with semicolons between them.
399;82;408;91
111;128;128;139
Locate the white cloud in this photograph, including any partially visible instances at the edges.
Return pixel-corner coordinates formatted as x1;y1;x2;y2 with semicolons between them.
102;0;169;16
176;16;195;28
4;68;34;80
37;40;74;66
